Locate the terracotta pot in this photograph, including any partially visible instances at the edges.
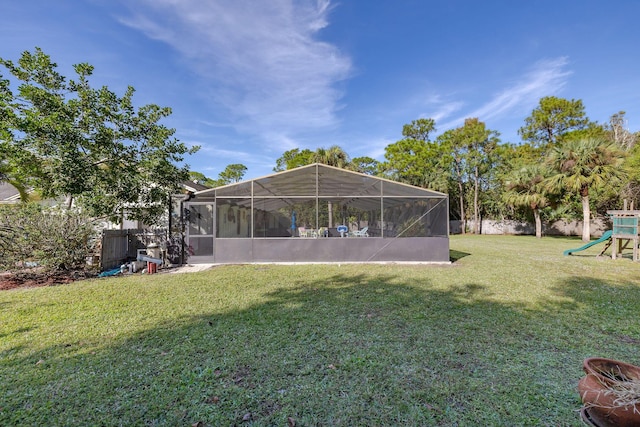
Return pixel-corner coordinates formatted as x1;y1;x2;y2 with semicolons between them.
578;357;640;427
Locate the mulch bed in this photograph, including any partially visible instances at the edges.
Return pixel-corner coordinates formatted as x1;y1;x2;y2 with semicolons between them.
0;270;97;291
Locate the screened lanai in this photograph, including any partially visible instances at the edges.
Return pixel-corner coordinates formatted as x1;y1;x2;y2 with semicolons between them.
184;163;449;263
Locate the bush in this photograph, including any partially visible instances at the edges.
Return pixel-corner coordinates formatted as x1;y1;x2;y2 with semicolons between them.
0;204;98;271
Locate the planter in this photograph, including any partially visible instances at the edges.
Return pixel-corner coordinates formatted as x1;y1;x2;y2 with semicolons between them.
577;357;640;427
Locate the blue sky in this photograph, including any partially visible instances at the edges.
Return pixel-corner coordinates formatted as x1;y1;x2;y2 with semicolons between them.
2;0;640;179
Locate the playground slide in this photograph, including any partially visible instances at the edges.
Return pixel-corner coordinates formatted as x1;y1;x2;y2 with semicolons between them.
563;230;613;256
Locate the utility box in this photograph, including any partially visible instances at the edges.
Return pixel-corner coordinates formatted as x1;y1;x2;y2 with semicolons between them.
147;243;161;260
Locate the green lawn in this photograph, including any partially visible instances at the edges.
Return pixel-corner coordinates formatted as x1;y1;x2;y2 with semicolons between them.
2;235;640;426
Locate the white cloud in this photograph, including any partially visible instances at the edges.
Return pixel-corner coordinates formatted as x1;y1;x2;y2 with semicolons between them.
118;0;351;140
440;57;571;130
196;144;252;159
360;137;395;160
428;100;465;124
471;58;571;119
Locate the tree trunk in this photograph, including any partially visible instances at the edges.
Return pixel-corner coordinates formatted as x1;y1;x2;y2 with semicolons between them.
581;192;590;242
9;180;30;203
457;181;465;234
533;208;542;239
473;166;480;234
453;158;466;234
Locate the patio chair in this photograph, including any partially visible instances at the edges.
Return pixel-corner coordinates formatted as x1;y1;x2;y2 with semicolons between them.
350;226;369;237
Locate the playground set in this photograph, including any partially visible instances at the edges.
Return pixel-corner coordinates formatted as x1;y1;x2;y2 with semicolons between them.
563;205;640;261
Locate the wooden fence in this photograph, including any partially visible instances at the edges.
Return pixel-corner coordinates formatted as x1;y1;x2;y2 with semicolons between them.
100;229;167;270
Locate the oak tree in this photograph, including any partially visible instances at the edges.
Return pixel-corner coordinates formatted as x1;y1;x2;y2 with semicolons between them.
0;48;197;225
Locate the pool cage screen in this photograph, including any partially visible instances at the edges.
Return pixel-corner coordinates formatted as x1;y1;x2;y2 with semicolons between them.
184;164;449;263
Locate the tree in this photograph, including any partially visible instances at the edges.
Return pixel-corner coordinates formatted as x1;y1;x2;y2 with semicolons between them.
546;137;627;242
402;118;437;141
0;151;32;202
438;118;499;234
187;171;218;188
605;111;637;150
312;145;350;168
188;171;209;185
273;148;314;171
461;119;500;233
435;129;465;225
191;164;249;188
0;48;197;224
381;138;429;186
274;145;352;172
518;96;590;149
218;163;247;184
0;75;38;201
622;142;640;207
348;156;379;175
503;164;552;238
380;118;440;188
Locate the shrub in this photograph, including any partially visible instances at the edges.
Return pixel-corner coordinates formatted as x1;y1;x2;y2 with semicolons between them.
0;204;98;271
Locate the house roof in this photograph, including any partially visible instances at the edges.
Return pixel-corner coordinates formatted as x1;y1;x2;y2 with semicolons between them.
0;180;210;205
0;182;22;203
181;180;210;193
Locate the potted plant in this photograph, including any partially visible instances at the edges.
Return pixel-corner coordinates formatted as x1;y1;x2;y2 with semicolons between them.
578;357;640;427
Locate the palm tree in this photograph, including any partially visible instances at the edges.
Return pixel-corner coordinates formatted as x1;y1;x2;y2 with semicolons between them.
546;137;627;242
503;164;551;238
312;145;350;168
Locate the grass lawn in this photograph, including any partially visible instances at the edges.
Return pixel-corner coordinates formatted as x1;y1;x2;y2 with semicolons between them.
2;234;640;426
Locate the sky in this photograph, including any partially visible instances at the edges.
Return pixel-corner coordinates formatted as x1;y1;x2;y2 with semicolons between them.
2;0;640;180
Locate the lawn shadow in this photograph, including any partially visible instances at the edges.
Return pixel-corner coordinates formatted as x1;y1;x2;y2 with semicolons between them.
449;249;471;262
546;275;640;361
5;270;639;426
0;326;32;340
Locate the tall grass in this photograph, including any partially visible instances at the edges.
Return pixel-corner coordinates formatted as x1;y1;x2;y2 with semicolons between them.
1;235;639;426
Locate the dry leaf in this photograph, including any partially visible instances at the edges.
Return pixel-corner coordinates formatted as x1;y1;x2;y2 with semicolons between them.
205;396;220;404
191;422;204;427
35;359;44;365
287;416;296;426
242;412;252;422
424;402;441;412
328;364;336;370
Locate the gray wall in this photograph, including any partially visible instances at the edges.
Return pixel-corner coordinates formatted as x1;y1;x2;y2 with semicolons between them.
450;218;610;237
187;236;450;264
